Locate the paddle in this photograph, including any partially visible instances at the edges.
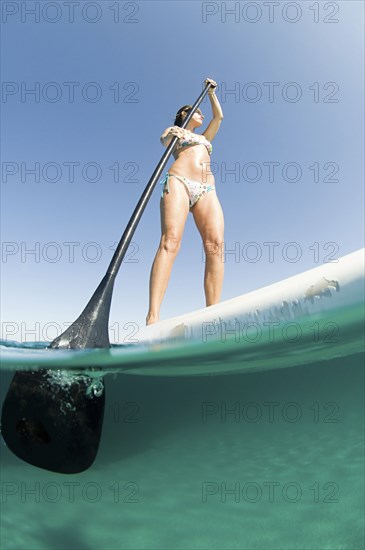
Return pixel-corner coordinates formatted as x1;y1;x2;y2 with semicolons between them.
1;81;214;473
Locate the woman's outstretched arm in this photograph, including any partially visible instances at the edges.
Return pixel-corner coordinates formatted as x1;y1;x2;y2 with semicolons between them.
203;80;224;142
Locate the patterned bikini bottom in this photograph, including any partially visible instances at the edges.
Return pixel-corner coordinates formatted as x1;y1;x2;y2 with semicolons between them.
160;172;215;208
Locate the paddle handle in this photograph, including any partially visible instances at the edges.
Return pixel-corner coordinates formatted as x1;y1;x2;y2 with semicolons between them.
106;80;214;278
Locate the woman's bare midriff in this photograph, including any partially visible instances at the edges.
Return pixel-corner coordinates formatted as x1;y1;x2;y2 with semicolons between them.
170;145;215;185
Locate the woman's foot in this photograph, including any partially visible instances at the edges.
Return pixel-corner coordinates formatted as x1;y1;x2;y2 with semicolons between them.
145;314;159;326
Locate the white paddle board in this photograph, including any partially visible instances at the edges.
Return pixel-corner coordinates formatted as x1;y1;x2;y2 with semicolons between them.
125;248;364;375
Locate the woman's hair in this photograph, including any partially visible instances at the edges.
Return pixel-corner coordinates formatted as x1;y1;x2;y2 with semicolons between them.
174;105;192;127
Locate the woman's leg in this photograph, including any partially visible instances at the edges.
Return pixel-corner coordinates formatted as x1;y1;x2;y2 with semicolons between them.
191;191;225;306
146;177;190;325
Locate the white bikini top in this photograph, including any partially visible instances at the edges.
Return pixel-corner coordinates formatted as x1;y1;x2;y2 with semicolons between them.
173;129;213;156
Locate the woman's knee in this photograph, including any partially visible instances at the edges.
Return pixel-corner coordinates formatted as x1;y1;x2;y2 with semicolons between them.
159;232;182;255
202;235;224;257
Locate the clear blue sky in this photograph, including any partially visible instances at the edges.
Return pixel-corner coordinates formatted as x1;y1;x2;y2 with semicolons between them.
1;1;364;342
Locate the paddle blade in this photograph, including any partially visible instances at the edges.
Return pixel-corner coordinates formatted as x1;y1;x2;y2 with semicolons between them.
1;369;105;474
49;274;114;350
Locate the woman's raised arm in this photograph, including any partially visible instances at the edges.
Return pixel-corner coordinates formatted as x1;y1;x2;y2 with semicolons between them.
203;79;224;142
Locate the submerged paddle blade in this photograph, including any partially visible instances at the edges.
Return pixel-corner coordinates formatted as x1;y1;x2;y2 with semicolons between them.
1;275;112;474
1;369;105;474
49;274;114;349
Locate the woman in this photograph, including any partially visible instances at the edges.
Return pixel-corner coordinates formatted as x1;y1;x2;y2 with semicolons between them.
146;78;224;326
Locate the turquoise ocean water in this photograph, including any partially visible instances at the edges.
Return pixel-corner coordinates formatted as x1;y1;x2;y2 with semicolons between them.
0;304;364;549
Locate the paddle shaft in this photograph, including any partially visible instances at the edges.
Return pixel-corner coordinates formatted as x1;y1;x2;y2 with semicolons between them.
106;81;213;279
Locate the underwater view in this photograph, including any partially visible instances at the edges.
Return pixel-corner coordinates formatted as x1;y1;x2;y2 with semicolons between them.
1;319;364;549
